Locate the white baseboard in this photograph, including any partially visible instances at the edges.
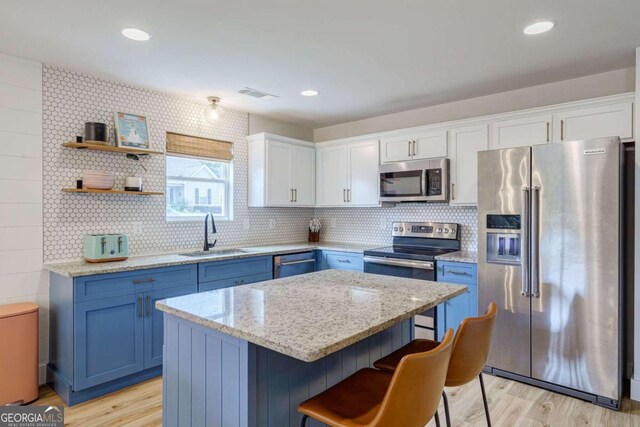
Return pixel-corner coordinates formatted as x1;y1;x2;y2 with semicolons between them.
631;377;640;402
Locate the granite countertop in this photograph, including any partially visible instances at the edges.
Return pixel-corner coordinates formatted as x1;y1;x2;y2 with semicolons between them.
44;241;382;277
156;269;466;362
435;250;478;264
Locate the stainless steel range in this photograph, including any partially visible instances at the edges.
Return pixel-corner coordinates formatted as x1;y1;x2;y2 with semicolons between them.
364;221;461;339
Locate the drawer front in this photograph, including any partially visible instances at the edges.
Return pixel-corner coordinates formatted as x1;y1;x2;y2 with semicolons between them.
199;272;272;293
323;251;364;271
437;261;477;285
74;264;198;302
199;256;273;284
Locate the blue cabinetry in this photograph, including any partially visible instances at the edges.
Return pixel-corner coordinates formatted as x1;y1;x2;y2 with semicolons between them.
49;255;276;405
316;250;364;271
436;261;478;339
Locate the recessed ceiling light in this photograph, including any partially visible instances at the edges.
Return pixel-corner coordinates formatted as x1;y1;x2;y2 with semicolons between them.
122;28;151;41
523;21;555;35
301;90;319;97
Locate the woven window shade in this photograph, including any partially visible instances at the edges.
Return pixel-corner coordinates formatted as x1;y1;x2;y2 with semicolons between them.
166;132;233;161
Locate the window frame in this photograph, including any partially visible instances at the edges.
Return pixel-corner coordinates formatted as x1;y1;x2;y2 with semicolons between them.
165;154;234;222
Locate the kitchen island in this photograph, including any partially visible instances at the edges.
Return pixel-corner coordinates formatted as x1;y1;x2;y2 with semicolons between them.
157;269;466;427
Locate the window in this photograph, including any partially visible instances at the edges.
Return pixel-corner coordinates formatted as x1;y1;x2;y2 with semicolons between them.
165;132;233;221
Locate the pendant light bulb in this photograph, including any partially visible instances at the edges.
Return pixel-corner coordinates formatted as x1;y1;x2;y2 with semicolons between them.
204;96;224;123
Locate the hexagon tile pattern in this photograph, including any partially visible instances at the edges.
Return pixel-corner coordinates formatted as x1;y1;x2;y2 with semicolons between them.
42;66;313;262
42;66;478;262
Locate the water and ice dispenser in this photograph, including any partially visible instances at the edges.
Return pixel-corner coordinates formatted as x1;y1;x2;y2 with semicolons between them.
486;214;521;265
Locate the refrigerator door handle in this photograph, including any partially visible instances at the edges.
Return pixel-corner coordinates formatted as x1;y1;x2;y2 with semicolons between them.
531;185;541;298
521;186;530;296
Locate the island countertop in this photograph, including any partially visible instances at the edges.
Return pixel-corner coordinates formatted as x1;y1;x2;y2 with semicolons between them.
156;269;466;362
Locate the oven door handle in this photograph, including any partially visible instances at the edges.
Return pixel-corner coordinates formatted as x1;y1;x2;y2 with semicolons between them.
364;256;434;270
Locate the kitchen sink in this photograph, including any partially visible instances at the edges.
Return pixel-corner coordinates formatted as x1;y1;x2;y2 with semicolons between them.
179;249;250;257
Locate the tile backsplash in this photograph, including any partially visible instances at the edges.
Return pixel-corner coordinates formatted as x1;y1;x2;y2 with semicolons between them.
42;66;477;262
313;205;477;251
42;66;313;262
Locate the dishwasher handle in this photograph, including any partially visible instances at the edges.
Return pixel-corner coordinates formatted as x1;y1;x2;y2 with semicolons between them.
279;259;316;266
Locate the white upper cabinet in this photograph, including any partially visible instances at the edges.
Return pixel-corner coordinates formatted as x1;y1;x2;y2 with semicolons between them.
553;102;633;142
380;129;447;163
448;124;488;206
316;145;348;206
248;133;315;207
316;139;380;207
347;140;380;206
491;114;552;149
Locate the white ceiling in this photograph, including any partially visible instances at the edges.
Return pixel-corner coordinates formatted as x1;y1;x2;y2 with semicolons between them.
0;0;639;129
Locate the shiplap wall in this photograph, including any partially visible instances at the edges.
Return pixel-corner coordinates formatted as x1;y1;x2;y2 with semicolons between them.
0;53;48;383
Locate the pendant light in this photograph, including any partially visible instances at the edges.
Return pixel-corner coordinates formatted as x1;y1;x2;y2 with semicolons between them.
204;96;224;123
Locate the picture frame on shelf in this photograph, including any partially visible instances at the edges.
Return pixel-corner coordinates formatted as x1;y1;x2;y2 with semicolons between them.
114;112;151;150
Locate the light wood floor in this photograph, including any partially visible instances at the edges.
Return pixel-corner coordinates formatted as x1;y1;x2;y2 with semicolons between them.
35;374;640;426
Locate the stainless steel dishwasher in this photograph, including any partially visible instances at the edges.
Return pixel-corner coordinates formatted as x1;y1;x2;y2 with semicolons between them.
273;251;316;278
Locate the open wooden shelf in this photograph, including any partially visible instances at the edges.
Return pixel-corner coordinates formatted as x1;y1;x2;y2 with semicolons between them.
62;188;164;196
62;142;164;156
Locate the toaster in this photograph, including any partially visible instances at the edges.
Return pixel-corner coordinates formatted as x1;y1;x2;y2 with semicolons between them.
83;234;129;263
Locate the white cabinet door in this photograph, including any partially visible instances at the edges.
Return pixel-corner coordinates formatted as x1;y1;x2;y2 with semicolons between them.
449;124;488;206
413;130;448;159
292;146;315;206
553;102;633;142
380;134;413;163
491;114;551;149
265;140;293;206
347;140;379;206
316;145;348;206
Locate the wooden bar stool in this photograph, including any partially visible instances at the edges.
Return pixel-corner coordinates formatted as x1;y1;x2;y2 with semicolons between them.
373;302;497;427
297;329;454;427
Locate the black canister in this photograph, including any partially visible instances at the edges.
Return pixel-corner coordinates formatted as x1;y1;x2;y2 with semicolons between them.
85;122;108;142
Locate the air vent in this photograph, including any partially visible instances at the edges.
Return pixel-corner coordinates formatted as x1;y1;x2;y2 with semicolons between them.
238;87;278;100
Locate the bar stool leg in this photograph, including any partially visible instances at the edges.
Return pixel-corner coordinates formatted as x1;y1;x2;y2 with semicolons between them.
442;390;452;427
479;373;492;427
434;411;441;427
300;414;309;427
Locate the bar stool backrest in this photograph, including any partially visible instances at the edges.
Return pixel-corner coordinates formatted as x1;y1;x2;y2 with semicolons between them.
446;302;498;387
371;328;454;427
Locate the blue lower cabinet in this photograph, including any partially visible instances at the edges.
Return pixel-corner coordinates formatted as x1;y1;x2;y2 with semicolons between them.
436;261;478;339
198;272;273;292
144;285;197;369
74;294;144;390
317;250;364;271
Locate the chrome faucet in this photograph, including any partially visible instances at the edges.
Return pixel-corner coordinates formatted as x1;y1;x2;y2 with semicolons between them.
203;213;217;251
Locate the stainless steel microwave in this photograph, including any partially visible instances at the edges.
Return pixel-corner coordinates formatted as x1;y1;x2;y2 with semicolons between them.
379;158;449;203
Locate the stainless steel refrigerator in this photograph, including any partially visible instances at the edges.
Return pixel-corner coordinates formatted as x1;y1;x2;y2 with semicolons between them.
478;137;623;409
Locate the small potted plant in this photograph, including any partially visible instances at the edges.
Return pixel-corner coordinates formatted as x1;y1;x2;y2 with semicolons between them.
309;218;322;242
125;153;147;191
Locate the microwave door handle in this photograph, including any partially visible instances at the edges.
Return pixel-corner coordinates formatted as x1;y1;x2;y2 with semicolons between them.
421;170;427;197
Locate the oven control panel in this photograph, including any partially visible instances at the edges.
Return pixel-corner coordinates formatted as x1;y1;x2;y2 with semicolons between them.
391;222;460;239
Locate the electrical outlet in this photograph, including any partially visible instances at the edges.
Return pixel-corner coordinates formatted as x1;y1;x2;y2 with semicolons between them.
243;218;250;230
133;222;143;235
379;217;387;230
330;218;337;228
269;218;275;229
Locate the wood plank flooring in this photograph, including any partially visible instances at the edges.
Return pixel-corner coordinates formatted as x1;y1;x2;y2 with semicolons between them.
33;374;640;426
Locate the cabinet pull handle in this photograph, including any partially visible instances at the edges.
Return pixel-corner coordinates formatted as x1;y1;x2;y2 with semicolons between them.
146;296;151;317
133;278;155;284
546;122;550;142
451;183;455;200
294;188;297;202
290;189;293;202
343;189;346;203
560;120;564;141
347;188;351;202
408;141;412;157
412;140;417;156
448;270;471;276
138;297;142;318
337;259;351;263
